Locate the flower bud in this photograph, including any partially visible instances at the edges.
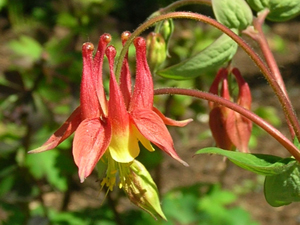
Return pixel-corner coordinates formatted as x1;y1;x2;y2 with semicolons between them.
123;160;166;220
146;32;167;72
160;19;174;44
209;68;252;152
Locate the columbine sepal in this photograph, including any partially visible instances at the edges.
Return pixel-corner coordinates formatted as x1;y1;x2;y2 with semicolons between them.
123;160;167;220
209;67;252;152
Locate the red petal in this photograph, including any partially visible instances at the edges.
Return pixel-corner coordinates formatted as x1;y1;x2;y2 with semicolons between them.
231;68;252;110
93;34;111;116
73;118;111;182
106;46;130;133
209;107;234;150
225;111;252;153
130;37;153;111
208;68;228;109
131;109;188;166
81;43;101;119
153;107;193;127
29;107;81;153
120;31;132;109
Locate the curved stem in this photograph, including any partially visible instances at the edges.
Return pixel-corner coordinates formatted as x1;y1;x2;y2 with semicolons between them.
155;87;300;161
158;0;211;14
243;9;295;139
115;11;300;142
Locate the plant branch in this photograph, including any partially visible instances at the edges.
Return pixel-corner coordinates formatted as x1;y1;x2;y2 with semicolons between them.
154;87;300;162
115;11;300;142
243;9;296;139
158;0;211;14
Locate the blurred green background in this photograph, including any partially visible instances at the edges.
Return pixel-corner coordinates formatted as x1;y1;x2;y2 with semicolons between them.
1;0;289;224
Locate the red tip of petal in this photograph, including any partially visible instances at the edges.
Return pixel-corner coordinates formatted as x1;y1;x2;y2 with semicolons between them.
134;37;146;49
105;45;117;60
153;107;193;127
101;33;112;45
121;31;131;45
82;42;94;54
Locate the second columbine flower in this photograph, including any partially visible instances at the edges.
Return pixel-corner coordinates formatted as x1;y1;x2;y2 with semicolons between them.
208;67;252;153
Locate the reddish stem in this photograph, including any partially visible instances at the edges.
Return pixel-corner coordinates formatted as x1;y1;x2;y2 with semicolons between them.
158;0;212;14
155;87;300;162
116;11;300;142
243;9;296;139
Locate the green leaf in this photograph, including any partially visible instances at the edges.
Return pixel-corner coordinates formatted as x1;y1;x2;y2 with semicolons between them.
25;150;68;191
196;147;296;175
212;0;253;30
293;137;300;150
264;163;300;206
246;0;300;22
8;35;43;62
57;13;78;28
157;32;238;80
0;0;7;11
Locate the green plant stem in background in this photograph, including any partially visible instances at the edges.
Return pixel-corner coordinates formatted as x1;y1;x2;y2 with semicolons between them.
243;9;296;140
115;11;300;144
154;87;300;162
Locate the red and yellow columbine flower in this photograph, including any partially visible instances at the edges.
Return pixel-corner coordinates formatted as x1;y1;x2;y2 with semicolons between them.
30;32;191;184
208;67;252;153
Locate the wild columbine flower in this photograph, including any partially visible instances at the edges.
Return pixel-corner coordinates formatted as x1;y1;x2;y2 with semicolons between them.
208;67;252;153
30;32;191;185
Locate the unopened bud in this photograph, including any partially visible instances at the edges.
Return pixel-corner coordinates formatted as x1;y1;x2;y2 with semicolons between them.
208;68;252;152
123;160;166;220
146;32;167;72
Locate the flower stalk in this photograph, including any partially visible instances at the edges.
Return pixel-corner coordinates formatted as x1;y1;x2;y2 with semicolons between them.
154;87;300;162
116;10;300;146
243;9;296;139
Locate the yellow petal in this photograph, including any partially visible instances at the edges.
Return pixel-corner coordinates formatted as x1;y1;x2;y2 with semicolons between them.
109;130;140;163
132;124;155;152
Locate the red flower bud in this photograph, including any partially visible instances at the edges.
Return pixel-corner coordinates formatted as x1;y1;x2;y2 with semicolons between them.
209;68;252;152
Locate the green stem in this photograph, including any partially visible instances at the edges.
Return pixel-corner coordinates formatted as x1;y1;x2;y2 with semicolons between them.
115;11;300;142
154;87;300;162
243;9;297;139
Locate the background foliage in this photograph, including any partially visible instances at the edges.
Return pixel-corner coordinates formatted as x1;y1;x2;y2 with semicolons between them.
1;0;299;224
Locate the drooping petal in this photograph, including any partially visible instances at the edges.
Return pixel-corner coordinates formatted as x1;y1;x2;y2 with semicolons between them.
130;37;153;111
120;31;132;109
220;78;232;116
73;118;111;183
131;108;188;166
106;46;140;163
225;111;252;153
153;107;193;127
29;107;81;153
209;107;234;150
232;68;252;110
208;68;228;109
93;34;111;116
80;43;101;119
